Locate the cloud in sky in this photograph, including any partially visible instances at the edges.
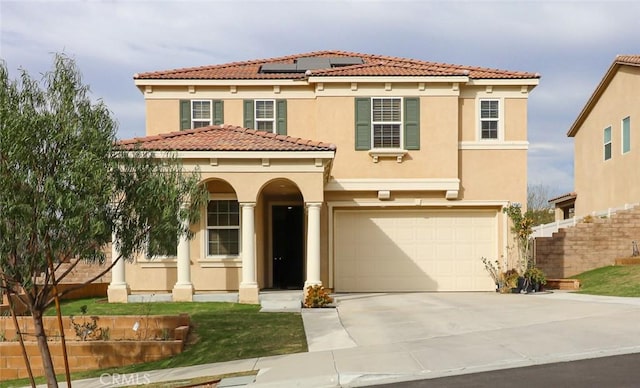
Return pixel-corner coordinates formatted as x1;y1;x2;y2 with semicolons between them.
2;0;638;197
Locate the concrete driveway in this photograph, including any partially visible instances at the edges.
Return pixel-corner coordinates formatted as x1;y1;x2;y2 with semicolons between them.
288;291;640;387
333;292;640;347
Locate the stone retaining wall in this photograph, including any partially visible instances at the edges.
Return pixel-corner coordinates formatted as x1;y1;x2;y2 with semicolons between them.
534;207;640;278
0;315;189;381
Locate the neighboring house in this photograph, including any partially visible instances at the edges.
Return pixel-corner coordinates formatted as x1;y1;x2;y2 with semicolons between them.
548;192;576;221
108;51;539;303
553;55;640;220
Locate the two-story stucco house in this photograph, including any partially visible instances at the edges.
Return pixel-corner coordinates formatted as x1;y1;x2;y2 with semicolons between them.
550;55;640;220
107;51;540;304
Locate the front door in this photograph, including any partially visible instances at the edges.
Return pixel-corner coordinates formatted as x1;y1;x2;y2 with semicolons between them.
272;205;304;289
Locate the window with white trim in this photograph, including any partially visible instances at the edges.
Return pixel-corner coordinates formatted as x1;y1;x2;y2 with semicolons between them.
192;100;212;128
255;100;275;132
372;97;402;148
604;126;612;161
207;199;240;256
622;116;631;154
480;99;499;139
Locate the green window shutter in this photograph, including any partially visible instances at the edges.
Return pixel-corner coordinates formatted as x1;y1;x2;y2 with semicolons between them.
404;97;420;150
354;98;371;150
180;100;191;130
276;99;287;135
212;100;224;125
243;100;255;128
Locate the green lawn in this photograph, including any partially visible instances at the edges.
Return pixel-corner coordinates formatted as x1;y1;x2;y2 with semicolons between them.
1;298;306;387
575;265;640;297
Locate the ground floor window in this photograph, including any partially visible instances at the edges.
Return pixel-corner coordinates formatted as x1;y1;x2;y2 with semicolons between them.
207;199;240;256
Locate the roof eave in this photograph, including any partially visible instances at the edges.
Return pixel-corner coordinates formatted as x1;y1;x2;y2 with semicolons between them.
307;75;470;83
175;150;336;159
134;79;308;87
467;78;540;87
567;58;638;137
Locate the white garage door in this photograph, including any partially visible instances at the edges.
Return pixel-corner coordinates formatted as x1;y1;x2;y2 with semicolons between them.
334;210;497;292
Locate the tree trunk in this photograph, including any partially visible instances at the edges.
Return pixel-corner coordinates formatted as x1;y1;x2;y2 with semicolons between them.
8;292;36;387
32;309;58;388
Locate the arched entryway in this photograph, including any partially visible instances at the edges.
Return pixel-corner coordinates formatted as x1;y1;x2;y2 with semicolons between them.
259;179;304;289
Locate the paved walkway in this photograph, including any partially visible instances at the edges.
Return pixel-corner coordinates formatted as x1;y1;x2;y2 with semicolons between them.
48;291;640;387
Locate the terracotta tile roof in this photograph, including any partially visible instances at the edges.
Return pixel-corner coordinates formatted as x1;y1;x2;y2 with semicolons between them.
615;55;640;65
548;192;577;204
134;50;539;81
117;125;337;152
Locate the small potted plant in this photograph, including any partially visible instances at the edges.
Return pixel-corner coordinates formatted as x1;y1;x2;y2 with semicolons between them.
524;267;547;292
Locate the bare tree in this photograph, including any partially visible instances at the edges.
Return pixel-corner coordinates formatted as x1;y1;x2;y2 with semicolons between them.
527;183;555;226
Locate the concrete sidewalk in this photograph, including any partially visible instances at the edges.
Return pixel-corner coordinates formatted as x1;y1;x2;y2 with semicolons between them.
56;291;640;387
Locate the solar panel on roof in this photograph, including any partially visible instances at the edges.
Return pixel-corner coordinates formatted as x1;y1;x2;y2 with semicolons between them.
260;63;301;73
258;56;364;73
329;57;364;66
296;57;332;70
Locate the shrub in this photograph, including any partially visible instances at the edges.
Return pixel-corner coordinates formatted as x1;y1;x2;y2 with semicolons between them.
524;267;547;285
500;269;520;293
304;285;333;308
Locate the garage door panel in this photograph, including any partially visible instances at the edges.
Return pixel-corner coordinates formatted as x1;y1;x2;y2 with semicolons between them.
335;210;497;292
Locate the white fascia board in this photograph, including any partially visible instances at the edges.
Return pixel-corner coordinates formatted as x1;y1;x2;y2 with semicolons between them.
133;79;307;87
327;199;509;208
467;79;540;87
325;178;460;192
307;76;469;84
175;150;335;160
121;150;335;160
119;150;176;159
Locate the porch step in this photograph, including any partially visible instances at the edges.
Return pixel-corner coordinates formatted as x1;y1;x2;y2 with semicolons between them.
259;290;303;312
545;278;581;290
128;294;173;303
193;293;238;303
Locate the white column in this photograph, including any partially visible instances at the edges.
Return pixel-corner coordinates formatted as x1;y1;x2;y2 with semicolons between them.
107;232;130;303
173;209;193;301
239;202;259;303
304;202;322;288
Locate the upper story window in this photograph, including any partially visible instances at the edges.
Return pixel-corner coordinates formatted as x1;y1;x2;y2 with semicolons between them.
622;116;631;154
604;126;612;160
243;99;287;135
207;199;240;257
179;99;223;130
480;99;499;140
354;97;420;153
255;100;275;131
372;98;402;148
192;100;212;128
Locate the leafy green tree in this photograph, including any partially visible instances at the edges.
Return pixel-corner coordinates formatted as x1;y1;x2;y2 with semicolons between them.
0;54;205;387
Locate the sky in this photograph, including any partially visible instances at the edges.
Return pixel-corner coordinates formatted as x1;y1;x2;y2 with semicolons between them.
1;0;639;198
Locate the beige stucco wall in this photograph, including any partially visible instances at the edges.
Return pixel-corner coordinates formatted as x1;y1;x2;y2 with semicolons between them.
143;87;528;186
574;66;640;216
459;149;527;204
129;79;532;294
146;99;180;135
142;85;528;199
